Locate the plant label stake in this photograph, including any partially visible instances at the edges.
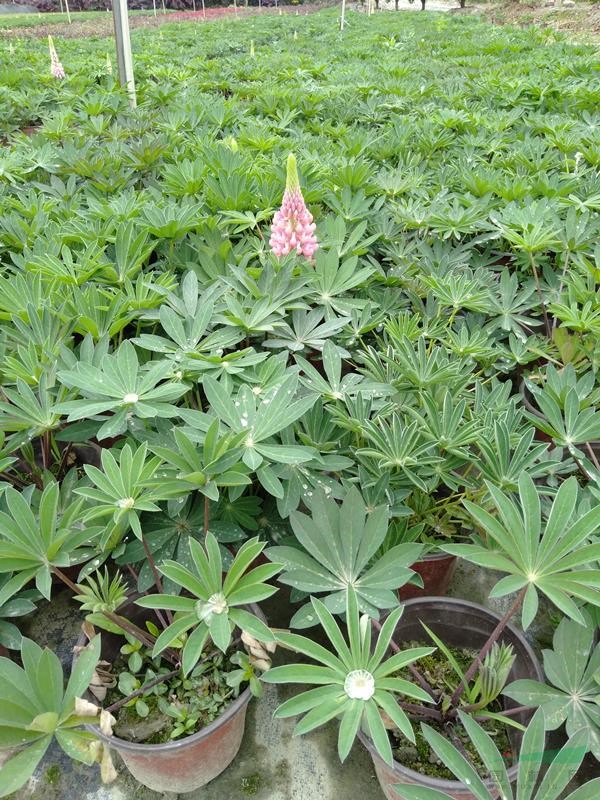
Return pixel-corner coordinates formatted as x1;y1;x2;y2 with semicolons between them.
112;0;137;109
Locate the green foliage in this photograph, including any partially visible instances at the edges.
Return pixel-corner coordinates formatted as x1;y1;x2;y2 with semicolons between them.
504;610;600;761
263;589;434;765
395;710;600;800
135;533;279;674
445;473;600;629
0;636;105;798
0;572;39;650
56;341;187;441
0;9;598;791
266;486;423;627
0;482;99;599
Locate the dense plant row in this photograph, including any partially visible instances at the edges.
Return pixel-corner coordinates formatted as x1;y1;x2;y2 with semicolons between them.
0;9;599;799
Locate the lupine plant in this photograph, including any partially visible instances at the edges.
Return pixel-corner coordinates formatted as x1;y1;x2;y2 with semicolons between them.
0;7;599;797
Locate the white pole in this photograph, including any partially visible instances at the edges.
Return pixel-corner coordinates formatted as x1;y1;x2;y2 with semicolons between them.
64;0;71;24
340;0;346;29
112;0;137;108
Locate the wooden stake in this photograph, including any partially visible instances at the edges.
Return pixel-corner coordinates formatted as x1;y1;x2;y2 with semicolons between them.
112;0;137;109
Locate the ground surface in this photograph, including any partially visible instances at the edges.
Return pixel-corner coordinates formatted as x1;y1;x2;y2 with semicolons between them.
1;0;600;41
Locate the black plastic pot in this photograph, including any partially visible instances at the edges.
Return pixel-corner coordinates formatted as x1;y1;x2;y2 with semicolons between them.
359;597;543;800
73;605;264;793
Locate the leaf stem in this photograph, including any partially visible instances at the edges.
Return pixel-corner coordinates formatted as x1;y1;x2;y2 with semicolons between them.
371;617;437;700
449;585;528;708
529;252;551;338
141;535;173;626
104;668;180;713
204;494;210;535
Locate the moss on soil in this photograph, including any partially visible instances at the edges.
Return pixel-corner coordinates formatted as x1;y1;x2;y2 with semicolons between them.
43;765;61;785
105;649;243;745
241;772;261;794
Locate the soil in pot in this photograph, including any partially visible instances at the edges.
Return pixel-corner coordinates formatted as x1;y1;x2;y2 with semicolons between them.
105;646;245;745
390;642;511;781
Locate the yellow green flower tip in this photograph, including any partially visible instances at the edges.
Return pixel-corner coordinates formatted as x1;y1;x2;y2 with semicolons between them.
286;153;300;193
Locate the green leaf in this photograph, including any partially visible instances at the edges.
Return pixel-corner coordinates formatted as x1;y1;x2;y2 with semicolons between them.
517;708;545;800
63;635;101;712
273;685;342;719
208;610;232;652
364;697;393;766
337;699;363;762
229;608;274;644
419;721;491;800
0;736;51;798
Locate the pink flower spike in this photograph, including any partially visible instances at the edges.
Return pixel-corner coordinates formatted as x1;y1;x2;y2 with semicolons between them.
48;35;66;80
270;153;318;262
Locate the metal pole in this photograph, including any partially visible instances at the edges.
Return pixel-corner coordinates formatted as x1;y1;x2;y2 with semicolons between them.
112;0;137;108
340;0;346;29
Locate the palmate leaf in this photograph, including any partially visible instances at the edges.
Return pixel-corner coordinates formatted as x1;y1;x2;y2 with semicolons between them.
0;636;103;798
296;339;366;402
136;534;278;673
55;340;187;440
203;372;317;471
504;610;600;760
265;486;422;627
444;472;600;629
75;442;172;540
147;422;251;500
524;388;600;450
263;590;434;765
395;710;597;800
0;483;99;599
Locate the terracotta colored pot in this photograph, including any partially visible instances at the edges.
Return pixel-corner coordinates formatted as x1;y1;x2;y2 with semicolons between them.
359;597;543;800
398;552;457;601
74;605;264;793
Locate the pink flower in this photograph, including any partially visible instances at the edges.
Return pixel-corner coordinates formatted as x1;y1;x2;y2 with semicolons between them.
270;153;318;261
48;35;66;80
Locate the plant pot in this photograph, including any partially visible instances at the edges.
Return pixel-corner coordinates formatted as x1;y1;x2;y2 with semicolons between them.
73;604;264;793
398;552;457;601
359;597;543;800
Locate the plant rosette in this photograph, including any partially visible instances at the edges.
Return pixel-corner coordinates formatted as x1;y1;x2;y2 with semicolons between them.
359;598;543;800
67;534;279;793
73;602;272;794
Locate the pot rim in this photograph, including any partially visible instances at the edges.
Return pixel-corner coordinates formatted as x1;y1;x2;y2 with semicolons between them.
415;551;458;563
90;683;252;754
358;725;520;790
358;595;543;790
74;603;262;754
